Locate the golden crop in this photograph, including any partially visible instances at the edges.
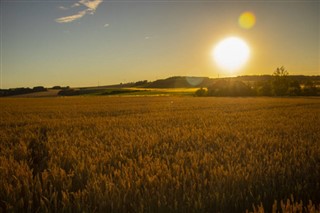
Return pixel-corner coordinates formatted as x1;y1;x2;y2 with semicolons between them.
1;97;319;212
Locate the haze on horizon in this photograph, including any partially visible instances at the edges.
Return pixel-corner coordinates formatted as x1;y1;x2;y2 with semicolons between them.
1;0;319;89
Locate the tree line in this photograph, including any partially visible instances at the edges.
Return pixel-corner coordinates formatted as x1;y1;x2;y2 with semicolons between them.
195;67;319;97
0;86;47;97
0;86;71;97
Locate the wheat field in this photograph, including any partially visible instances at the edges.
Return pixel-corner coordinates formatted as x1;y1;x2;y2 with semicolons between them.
1;97;320;212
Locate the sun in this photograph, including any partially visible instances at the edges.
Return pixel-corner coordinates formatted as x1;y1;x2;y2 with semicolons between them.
212;37;250;72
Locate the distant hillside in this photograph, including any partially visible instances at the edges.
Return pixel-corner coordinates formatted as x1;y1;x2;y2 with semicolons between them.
144;76;212;88
1;75;319;97
234;75;320;83
142;75;320;88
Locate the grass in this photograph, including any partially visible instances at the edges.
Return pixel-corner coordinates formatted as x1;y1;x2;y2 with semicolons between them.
0;97;320;212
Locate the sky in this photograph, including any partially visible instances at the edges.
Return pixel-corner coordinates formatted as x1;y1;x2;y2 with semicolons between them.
0;0;319;88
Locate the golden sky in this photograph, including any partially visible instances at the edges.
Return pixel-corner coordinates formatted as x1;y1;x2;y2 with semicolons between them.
1;0;319;88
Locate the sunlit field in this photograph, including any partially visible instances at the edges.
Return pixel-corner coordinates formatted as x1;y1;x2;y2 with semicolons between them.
1;97;320;212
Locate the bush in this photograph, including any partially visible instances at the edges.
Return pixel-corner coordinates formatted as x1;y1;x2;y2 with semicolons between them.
195;87;207;97
58;89;80;96
32;86;47;92
302;81;318;96
207;80;254;96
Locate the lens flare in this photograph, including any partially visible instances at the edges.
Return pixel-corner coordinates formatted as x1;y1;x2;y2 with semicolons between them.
186;77;204;86
239;12;256;29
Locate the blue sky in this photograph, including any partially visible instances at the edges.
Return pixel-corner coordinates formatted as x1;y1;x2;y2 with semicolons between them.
1;0;319;88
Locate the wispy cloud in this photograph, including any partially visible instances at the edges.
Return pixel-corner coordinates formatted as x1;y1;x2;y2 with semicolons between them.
80;0;103;14
104;23;109;27
56;0;103;23
56;10;87;23
72;3;81;8
59;6;68;10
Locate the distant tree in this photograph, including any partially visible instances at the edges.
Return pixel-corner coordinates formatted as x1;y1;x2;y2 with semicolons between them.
287;80;301;96
302;80;317;96
10;87;33;96
273;66;289;77
207;80;254;96
271;66;289;96
58;89;79;96
52;86;62;90
254;81;272;96
207;80;228;96
133;80;148;87
33;86;47;92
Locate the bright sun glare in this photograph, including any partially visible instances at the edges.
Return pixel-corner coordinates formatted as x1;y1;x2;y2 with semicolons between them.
212;37;250;72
